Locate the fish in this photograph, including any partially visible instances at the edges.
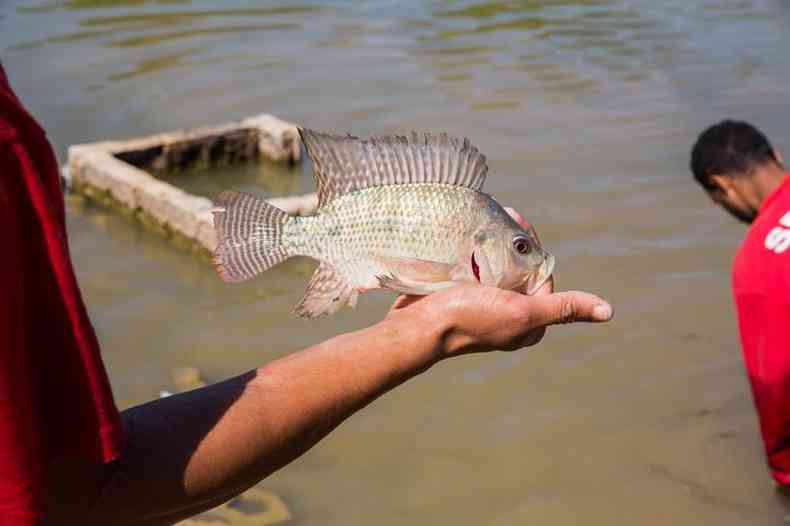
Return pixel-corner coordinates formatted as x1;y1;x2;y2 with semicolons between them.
212;129;555;317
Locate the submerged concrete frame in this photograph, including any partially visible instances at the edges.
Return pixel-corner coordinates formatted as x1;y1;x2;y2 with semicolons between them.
67;113;317;257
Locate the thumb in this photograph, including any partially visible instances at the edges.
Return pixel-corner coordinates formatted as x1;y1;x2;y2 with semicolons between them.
526;291;613;327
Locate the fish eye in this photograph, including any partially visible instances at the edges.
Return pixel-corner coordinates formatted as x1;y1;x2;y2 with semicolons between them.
512;236;531;255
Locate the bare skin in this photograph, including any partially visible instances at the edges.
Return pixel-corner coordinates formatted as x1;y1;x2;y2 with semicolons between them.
45;212;612;526
707;152;788;223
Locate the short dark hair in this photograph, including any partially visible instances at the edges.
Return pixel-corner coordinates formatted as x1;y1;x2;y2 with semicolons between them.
690;120;778;191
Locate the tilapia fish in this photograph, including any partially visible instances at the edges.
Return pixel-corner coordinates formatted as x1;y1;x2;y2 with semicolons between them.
213;129;555;317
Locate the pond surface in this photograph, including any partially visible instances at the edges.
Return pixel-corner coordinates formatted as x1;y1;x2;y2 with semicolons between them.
3;0;790;524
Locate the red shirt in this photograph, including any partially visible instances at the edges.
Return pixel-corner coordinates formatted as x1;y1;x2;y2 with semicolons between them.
732;175;790;485
0;64;124;524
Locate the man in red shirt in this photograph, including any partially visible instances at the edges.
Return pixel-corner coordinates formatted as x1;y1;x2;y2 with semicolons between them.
691;120;790;485
0;62;612;525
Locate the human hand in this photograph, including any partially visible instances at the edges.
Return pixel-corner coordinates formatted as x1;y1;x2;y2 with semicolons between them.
388;283;611;357
386;207;612;357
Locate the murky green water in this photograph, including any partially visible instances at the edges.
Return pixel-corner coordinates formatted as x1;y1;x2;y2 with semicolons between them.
161;159;312;199
4;0;790;524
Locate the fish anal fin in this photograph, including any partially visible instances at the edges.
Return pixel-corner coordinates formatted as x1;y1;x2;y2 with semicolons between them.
298;128;488;209
293;262;357;318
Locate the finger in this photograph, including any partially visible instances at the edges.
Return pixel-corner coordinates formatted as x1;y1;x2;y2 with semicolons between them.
504;208;551;298
504;206;541;243
504;206;530;229
525;291;613;326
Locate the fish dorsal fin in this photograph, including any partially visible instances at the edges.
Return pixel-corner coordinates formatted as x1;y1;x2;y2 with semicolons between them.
299;128;488;208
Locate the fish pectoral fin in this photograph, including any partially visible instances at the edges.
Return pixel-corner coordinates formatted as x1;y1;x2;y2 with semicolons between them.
376;273;457;296
293;262;358;318
371;255;455;282
371;256;458;295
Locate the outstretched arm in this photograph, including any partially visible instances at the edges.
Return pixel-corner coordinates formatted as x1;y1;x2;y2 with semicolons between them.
48;283;611;525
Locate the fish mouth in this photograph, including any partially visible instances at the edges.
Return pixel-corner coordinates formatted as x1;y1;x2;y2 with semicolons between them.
471;253;481;282
524;253;555;295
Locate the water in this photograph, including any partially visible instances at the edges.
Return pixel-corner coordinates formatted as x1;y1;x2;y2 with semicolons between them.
3;0;790;523
160;159;312;199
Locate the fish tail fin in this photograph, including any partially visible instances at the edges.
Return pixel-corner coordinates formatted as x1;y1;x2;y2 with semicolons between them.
212;191;294;283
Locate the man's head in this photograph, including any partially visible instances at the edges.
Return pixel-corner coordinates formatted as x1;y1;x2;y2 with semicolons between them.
691;120;783;224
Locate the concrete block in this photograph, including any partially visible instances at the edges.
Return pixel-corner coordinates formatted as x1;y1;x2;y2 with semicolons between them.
241;114;302;163
67;114;317;257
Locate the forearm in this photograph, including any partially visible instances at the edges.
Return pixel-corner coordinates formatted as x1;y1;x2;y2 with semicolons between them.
88;315;442;525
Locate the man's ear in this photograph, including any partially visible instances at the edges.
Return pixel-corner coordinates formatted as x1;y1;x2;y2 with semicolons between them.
774;148;784;165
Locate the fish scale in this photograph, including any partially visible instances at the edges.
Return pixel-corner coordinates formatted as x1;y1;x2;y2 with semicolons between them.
289;184;483;266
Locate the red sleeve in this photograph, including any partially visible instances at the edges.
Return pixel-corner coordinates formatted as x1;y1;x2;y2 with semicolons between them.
0;64;124;525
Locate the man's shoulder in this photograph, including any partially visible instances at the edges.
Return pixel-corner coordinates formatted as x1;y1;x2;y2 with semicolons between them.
750;192;790;258
734;202;790;294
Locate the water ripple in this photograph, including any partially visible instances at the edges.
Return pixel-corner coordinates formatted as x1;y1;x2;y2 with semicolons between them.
107;23;301;48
